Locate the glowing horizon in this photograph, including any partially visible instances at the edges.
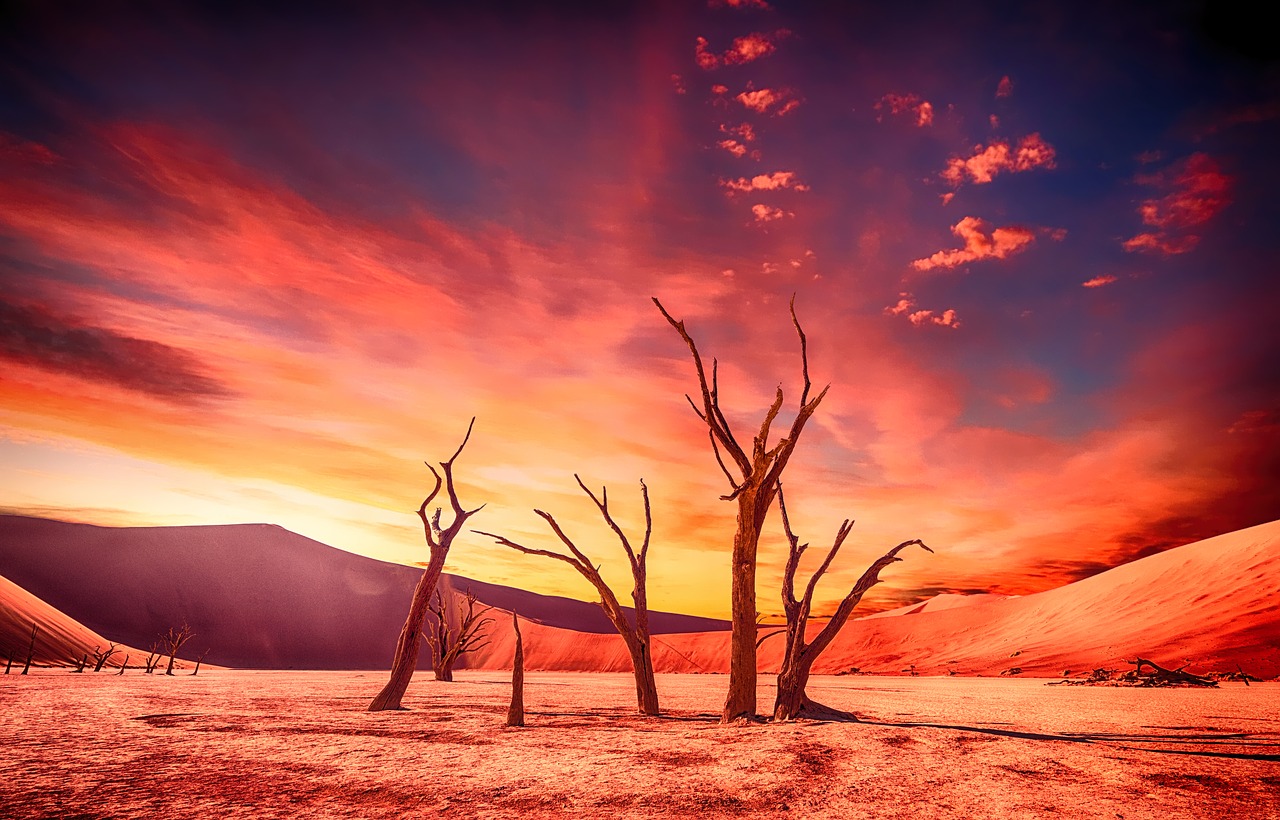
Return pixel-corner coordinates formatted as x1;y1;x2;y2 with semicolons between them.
1;2;1276;620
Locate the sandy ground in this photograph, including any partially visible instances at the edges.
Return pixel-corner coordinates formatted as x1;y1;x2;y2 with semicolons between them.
2;670;1277;819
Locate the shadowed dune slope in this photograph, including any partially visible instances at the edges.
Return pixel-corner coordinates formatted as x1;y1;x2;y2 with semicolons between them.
459;519;1280;679
0;573;150;669
0;515;725;670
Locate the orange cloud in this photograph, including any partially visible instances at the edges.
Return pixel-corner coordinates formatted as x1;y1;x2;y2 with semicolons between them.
709;0;771;7
875;93;934;127
1082;274;1117;288
1123;153;1230;256
941;133;1056;186
911;217;1036;271
717;139;748;157
694;31;789;70
996;75;1013;97
883;295;960;329
736;85;800;115
750;203;791;223
720;171;809;193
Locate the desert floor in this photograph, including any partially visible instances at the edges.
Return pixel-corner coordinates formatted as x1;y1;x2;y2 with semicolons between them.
1;670;1277;819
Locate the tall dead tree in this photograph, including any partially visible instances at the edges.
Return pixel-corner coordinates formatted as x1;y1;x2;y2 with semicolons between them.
162;623;194;675
369;418;484;712
144;642;162;674
117;655;128;675
506;612;524;727
425;588;495;682
478;475;660;715
772;486;931;721
654;296;828;722
191;648;211;676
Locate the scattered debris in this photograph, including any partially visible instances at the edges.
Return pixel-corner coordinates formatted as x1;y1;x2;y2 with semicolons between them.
1000;667;1023;676
1046;657;1218;687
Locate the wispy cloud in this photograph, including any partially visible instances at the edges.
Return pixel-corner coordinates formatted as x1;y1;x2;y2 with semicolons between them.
1082;274;1117;288
0;297;232;403
750;203;791;223
941;133;1056;186
875;93;934;127
736;84;800;115
1123;153;1230;256
720;171;809;194
695;31;790;70
709;0;772;8
884;294;961;329
996;75;1013;98
911;217;1036;271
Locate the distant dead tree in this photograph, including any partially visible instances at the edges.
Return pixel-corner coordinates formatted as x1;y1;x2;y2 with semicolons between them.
655;296;828;723
162;623;194;675
369;418;485;712
506;612;524;727
144;642;162;674
72;652;89;673
3;651;11;675
21;624;37;675
478;475;660;715
92;643;118;673
117;655;128;675
773;486;931;721
425;588;495;682
191;648;211;676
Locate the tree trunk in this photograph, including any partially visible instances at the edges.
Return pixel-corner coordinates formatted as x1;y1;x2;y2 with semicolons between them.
368;562;443;711
4;653;11;674
723;490;761;722
21;624;36;675
506;613;524;727
434;661;454;682
625;638;660;716
117;655;128;675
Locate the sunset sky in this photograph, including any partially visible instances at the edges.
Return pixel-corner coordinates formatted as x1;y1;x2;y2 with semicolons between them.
1;1;1277;619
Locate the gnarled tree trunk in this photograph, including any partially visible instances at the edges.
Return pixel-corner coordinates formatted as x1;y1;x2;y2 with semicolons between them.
655;296;828;722
480;475;660;715
772;487;931;721
369;419;484;712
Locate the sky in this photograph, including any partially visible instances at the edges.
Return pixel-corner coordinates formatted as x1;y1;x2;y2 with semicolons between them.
1;0;1277;620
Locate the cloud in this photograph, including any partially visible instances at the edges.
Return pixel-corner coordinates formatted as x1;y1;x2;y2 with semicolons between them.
874;93;934;127
1;132;58;165
750;203;791;223
1082;274;1117;288
941;133;1056;186
884;295;961;329
0;298;231;403
911;217;1036;271
1122;153;1231;256
717;140;748;157
694;31;790;70
720;170;809;193
996;75;1013;98
709;0;772;8
736;85;800;115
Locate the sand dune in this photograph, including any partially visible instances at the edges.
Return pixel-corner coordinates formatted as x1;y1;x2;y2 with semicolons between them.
0;515;725;669
0;573;149;669
460;519;1280;679
2;514;1275;677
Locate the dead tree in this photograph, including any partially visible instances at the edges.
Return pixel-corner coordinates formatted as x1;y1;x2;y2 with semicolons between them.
4;652;11;675
369;418;485;712
72;653;89;673
506;612;524;727
655;296;828;722
478;475;660;715
117;655;129;675
191;648;210;676
21;624;37;675
162;623;194;675
144;642;162;674
1124;657;1218;687
425;588;495;682
772;486;931;721
92;643;118;672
